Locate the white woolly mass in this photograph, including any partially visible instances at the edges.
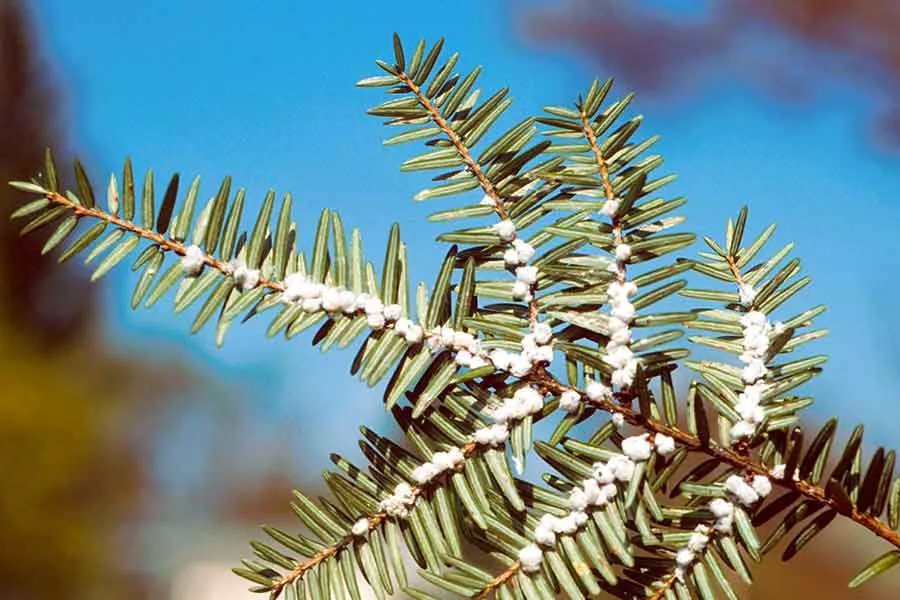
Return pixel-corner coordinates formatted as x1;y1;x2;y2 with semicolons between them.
673;525;711;580
490;386;545;424
520;332;554;367
558;389;582;413
516;453;635;566
383;303;403;321
533;322;553;344
724;474;770;507
585;379;612;402
612;413;625;428
473;423;509;447
533;520;556;547
739;282;757;306
230;258;260;291
505;238;536;267
533;513;580;548
622;434;653;461
181;244;205;275
654;434;676;456
675;548;695;568
751;474;773;498
599;197;621;217
366;312;386;330
615;243;632;261
770;463;800;481
408;448;467;501
411;462;441;485
604;279;639;388
569;487;589;512
708;497;735;533
515;265;539;285
493;219;517;241
592;463;615;485
480;193;497;207
607;456;637;482
518;544;543;573
509;353;532;377
687;525;710;552
730;307;775;442
282;273;418;339
380;483;417;519
511;280;532;301
622;433;676;461
351;518;370;537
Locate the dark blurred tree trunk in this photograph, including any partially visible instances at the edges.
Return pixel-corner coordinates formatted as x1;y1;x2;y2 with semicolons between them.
0;0;95;344
0;2;193;598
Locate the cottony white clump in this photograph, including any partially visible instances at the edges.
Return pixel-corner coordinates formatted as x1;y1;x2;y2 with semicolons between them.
709;498;735;533
622;434;653;461
604;278;639;388
507;353;531;377
380;483;417;518
731;308;775;442
404;323;424;344
585;379;611;401
724;474;760;507
383;303;402;321
673;525;711;579
493;219;516;241
512;280;532;301
607;456;636;482
654;434;676;456
455;349;474;367
321;287;342;312
431;448;465;472
411;462;441;485
739;282;757;306
480;193;497;207
592;463;615;485
675;548;695;569
505;238;536;266
366;312;386;330
533;516;557;547
687;525;710;552
489;349;512;371
615;243;631;261
569;487;589;511
230;258;260;291
612;413;625;428
520;332;554;366
473;423;509;447
351;518;370;537
518;544;543;573
770;463;800;481
558;389;581;413
533;322;553;344
599;197;620;217
751;474;773;498
491;386;544;424
515;265;538;285
181;244;205;275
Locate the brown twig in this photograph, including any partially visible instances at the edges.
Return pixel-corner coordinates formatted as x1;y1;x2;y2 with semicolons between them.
396;70;542;326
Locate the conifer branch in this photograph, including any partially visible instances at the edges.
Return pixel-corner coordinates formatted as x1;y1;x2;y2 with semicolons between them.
534;370;900;551
395;71;508;219
9;33;900;598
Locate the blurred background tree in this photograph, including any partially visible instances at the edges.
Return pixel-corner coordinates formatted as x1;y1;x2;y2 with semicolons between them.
0;2;194;598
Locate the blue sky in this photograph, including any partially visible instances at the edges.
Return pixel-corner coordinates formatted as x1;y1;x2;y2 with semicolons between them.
30;0;900;501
